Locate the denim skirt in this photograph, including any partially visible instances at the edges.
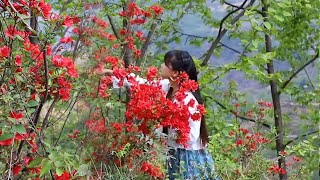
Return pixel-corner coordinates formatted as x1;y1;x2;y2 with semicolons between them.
167;148;220;180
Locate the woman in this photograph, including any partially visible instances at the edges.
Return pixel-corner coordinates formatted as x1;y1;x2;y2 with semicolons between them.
99;50;219;180
159;50;218;180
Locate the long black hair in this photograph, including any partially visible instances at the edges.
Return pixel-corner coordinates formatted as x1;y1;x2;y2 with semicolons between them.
164;50;209;146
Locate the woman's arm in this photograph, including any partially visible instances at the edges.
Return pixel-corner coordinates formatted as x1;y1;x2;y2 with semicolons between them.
95;68;170;93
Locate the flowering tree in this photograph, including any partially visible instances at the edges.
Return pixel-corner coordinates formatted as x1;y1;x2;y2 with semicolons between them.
0;0;318;179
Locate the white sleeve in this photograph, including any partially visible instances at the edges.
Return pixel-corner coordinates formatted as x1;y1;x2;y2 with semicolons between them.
184;94;201;144
112;74;171;94
112;73;146;89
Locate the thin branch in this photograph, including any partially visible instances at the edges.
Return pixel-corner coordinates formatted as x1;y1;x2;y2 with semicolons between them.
280;51;319;92
52;27;70;53
225;1;263;14
173;28;243;55
42;44;49;104
297;52;316;90
200;41;251;90
218;0;248;39
206;96;271;129
54;95;79;146
225;1;243;8
201;0;256;66
107;15;120;40
139;21;158;63
219;42;242;54
40;98;59;135
284;130;319;147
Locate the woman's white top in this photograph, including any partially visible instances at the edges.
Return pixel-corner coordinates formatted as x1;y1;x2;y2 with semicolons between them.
112;74;202;150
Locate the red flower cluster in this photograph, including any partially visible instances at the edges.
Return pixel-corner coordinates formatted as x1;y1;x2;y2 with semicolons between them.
146;66;158;81
62;15;80;27
55;171;71;180
60;36;73;44
258;100;273;108
92;16;109;28
268;164;286;175
85;119;106;134
230;128;270;151
98;75;113;98
0;46;10;62
119;3;163;24
141;162;164;178
68;129;80;140
0;129;38;152
124;72;205;146
56;75;73;101
8;0;52;19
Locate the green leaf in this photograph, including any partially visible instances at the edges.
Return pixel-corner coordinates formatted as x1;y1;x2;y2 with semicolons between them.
274;15;284;22
264;22;271;30
15;74;24;82
13;124;26;134
27;100;39;107
27;157;43;168
56;168;64;176
283;11;291;16
40;158;53;176
0;133;14;141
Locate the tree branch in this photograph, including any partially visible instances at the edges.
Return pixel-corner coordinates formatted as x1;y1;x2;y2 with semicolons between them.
40;98;59;135
280;51;319;92
206;96;271;128
107;15;120;40
139;21;157;63
284;130;319;147
201;0;255;66
172;28;243;55
200;41;251;91
225;1;263;14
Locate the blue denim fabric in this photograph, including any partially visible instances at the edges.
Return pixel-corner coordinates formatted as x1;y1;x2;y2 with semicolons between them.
167;148;220;180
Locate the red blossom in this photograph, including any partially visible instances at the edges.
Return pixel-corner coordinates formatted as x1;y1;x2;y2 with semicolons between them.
38;0;52;19
55;171;71;180
85;119;106;133
134;49;141;57
24;156;31;166
9;111;24;120
234;103;240;108
92;16;108;28
0;137;14;146
146;67;158;81
14;132;28;141
258;100;273;108
62;16;74;27
15;55;22;66
135;30;143;38
12;165;22;175
239;128;249;134
292;156;301;162
236;139;244;146
229;131;235;136
0;46;10;58
191;112;202;121
268;165;286;175
150;5;164;16
60;37;73;43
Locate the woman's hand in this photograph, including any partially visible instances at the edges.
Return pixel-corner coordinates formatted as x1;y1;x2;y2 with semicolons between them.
94;68;113;76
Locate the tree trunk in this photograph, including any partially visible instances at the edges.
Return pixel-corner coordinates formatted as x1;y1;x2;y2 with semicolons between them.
262;1;287;179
